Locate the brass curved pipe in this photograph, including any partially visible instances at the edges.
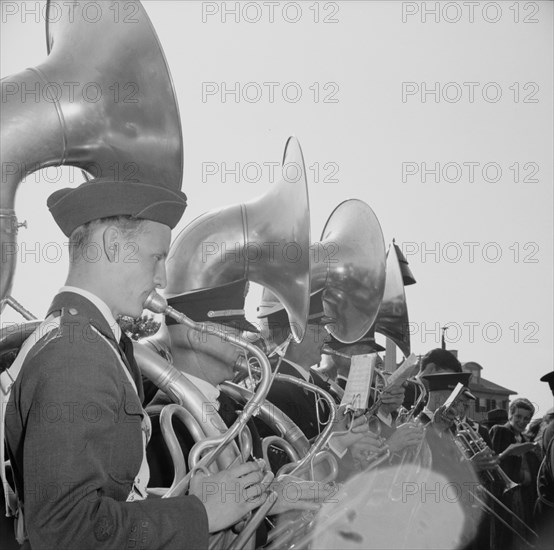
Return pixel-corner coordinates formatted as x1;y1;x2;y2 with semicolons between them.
220;382;310;459
143;291;274;499
134;341;241;473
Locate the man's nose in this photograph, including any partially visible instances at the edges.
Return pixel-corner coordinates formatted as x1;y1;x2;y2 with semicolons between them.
154;261;167;289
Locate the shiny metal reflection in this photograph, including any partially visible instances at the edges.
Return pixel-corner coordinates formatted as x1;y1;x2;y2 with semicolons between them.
0;0;183;309
165;137;311;343
313;199;386;344
374;243;411;356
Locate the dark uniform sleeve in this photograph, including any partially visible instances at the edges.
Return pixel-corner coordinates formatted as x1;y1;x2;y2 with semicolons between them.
490;425;520;483
7;327;209;550
478;422;493;448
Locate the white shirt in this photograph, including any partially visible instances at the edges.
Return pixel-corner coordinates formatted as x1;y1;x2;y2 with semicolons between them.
59;286;121;342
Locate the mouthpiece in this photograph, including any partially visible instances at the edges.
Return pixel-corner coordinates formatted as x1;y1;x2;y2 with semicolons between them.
144;290;168;315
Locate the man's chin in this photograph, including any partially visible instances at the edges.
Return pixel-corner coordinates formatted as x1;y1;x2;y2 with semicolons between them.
121;306;144;320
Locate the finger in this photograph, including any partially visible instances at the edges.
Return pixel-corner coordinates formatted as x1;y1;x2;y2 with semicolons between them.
278;500;321;512
383;389;404;398
354;439;382;451
231;461;265;478
244;486;269;507
260;471;275;491
351;423;370;434
244;482;265;501
345;415;367;432
240;470;266;489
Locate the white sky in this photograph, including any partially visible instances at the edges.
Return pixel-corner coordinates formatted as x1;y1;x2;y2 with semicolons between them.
1;1;553;417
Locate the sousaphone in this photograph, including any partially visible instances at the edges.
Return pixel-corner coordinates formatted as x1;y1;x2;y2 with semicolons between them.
373;241;411;357
0;0;183;311
313;199;387;343
164;137;311;343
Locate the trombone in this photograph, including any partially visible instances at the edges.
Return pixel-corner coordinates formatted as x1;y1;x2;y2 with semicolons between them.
453;417;519;495
451;415;538;547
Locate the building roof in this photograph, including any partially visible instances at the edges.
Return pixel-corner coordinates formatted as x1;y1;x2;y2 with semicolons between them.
463;361;483;371
468;375;516;396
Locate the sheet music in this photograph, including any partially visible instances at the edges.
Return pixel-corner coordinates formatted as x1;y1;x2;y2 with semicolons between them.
340;354;375;410
385;353;419;389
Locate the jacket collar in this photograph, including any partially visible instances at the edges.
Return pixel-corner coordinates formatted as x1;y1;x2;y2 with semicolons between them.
48;291;120;345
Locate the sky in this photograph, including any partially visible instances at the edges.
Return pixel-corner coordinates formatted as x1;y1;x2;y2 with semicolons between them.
1;0;553;417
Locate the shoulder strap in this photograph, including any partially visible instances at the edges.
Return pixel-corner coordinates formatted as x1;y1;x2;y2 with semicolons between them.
89;327;150;501
0;314;60;544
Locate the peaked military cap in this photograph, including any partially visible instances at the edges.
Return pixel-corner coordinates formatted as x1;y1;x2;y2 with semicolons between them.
166;279;258;332
421;371;475;400
48;178;188;237
325;333;385;353
257;287;327;327
540;370;554;393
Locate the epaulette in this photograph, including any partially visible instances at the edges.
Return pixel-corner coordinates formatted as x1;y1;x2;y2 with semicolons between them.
17;314;64;359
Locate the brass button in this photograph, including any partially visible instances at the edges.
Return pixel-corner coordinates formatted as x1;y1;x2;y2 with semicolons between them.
68;308;78;315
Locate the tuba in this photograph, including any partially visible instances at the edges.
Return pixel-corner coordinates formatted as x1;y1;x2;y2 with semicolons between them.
373;241;412;357
312;199;387;344
1;0;183;312
164;137;311;343
141;292;276;497
257;198;387;346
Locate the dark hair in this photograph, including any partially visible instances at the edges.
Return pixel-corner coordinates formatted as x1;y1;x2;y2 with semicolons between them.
509;398;535;416
420;348;462;373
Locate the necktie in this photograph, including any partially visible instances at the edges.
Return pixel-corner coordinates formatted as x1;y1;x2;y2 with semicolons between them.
119;331;146;404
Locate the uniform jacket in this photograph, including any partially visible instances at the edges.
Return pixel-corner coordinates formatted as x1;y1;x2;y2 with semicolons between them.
490;421;533;483
258;360;332;441
5;292;208;550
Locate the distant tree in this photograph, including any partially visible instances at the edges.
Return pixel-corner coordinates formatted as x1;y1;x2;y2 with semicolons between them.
119;314;161;341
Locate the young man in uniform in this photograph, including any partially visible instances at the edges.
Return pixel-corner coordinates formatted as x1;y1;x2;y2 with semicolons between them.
3;178;267;549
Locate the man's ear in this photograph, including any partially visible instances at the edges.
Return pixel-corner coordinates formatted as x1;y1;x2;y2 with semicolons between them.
103;226;120;263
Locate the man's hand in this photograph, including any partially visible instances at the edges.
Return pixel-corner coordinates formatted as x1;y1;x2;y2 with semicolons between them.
189;461;269;533
469;448;499;472
265;475;336;515
349;431;385;468
432;404;457;433
329;410;373;454
378;385;406;415
386;422;424;454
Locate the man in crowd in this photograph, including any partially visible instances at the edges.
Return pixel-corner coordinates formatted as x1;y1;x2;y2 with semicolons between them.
317;334;425;470
146;279;263;486
3;179;267;549
419;372;483;548
148;277;339;517
256;287;342;440
491;397;541;548
418;349;498;474
257;289;420;472
535;369;554;547
539;370;554;451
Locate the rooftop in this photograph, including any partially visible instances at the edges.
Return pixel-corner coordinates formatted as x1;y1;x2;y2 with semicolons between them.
467;375;516;396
